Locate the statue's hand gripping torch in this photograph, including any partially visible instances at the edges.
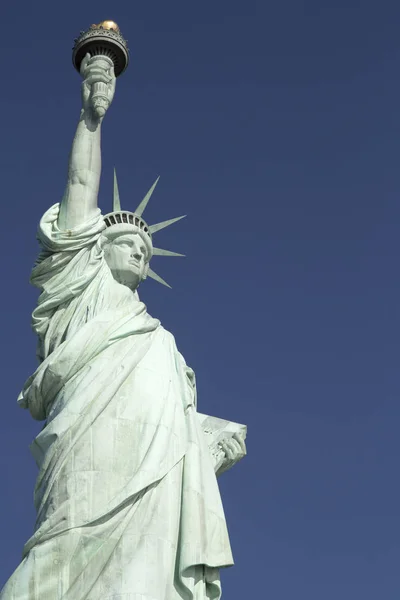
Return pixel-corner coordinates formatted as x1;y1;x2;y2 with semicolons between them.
80;54;115;119
73;21;129;119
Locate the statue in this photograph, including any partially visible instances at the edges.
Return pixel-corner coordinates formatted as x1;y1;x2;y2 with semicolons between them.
0;21;247;600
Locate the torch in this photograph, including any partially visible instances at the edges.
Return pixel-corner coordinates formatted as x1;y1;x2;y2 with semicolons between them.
72;20;129;118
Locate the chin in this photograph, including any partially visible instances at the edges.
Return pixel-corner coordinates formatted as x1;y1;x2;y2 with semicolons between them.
111;269;141;290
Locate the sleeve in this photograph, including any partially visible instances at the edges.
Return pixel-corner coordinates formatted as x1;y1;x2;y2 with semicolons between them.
30;203;109;346
31;203;106;287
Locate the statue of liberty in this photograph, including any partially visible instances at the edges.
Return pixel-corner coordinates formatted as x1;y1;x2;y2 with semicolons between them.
0;22;246;600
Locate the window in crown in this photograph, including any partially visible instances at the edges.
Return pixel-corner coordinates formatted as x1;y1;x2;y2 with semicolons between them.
109;215;116;225
122;213;128;223
116;214;122;223
128;214;134;224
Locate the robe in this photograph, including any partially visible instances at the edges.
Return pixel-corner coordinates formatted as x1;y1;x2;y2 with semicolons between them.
0;204;233;600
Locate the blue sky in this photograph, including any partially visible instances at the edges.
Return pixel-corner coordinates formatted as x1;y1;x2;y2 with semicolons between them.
1;1;400;598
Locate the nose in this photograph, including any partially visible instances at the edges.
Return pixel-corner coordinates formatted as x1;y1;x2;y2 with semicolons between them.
131;248;142;261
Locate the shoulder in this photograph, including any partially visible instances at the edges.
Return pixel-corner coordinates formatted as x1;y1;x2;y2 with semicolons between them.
157;325;176;345
37;203;106;254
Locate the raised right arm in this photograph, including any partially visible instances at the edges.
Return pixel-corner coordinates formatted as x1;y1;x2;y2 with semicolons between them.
57;54;116;230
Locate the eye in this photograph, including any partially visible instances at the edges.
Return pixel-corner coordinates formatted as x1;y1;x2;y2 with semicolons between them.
140;247;146;255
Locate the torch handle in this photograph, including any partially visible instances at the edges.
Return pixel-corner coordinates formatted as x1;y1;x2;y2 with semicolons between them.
88;55;114;118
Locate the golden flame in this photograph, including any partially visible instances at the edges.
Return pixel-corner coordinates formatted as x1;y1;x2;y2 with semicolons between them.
91;20;120;32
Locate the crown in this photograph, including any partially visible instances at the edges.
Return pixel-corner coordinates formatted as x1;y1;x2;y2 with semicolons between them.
72;21;129;77
103;170;186;288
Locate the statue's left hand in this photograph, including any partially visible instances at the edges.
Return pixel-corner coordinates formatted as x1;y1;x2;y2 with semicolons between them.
217;432;247;475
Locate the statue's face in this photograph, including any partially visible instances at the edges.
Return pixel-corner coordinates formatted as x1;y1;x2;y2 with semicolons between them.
104;233;149;290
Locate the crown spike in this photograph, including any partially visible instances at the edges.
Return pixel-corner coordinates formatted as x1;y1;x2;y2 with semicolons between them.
135;176;160;217
147;267;171;288
149;215;186;234
153;247;185;257
113;168;121;212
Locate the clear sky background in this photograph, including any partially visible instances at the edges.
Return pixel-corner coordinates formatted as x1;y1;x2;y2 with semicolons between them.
1;1;400;598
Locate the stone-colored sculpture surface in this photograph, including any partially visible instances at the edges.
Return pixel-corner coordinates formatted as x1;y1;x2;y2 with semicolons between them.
0;49;246;600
